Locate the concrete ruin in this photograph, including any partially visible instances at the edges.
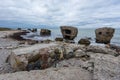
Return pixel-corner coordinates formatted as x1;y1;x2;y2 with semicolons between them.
60;26;78;40
95;27;115;44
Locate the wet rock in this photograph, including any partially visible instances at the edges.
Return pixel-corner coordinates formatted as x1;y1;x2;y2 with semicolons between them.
9;31;29;41
31;28;37;32
78;38;91;46
40;29;51;36
60;26;78;40
55;37;63;42
95;27;115;44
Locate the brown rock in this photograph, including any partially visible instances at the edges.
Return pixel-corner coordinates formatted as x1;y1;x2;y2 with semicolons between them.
60;26;78;40
78;38;91;46
95;27;115;44
40;29;51;36
7;53;28;71
55;37;63;41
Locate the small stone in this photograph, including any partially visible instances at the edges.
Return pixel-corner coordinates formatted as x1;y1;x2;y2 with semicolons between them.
78;38;90;46
55;37;63;41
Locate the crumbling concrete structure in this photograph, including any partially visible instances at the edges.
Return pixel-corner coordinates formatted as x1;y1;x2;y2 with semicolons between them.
95;27;115;44
60;26;78;40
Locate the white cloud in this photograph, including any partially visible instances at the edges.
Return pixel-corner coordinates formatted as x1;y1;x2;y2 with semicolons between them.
0;0;120;28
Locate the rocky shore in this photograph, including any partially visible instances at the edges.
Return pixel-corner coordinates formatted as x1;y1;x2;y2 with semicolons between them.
0;28;120;80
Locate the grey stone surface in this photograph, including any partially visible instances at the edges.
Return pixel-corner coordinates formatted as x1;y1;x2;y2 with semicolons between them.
0;67;92;80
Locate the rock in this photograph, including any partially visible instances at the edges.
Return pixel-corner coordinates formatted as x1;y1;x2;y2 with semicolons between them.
7;53;28;71
28;28;37;32
25;40;38;45
86;45;118;56
0;67;92;80
74;49;86;58
9;31;29;41
40;29;51;36
95;27;115;44
65;40;75;43
90;53;120;80
17;28;22;30
55;37;63;41
60;26;78;40
31;28;37;32
78;38;91;46
64;47;74;59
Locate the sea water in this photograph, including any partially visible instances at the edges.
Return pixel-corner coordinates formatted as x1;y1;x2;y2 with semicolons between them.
22;28;120;46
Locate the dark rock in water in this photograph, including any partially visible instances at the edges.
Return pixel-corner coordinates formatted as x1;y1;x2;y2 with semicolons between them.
32;28;37;32
95;27;115;44
78;38;91;46
9;31;29;41
40;29;51;36
28;28;37;32
55;37;63;41
60;26;78;40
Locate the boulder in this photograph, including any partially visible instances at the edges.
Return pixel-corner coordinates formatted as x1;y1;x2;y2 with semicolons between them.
78;38;91;46
60;26;78;40
95;27;115;44
86;45;118;56
40;29;51;36
7;53;28;71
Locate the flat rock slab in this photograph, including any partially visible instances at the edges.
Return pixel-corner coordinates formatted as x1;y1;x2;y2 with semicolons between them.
0;67;92;80
13;43;57;55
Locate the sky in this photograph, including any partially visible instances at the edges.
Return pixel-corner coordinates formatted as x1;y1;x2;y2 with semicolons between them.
0;0;120;28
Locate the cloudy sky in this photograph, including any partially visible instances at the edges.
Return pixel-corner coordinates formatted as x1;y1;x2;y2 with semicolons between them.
0;0;120;28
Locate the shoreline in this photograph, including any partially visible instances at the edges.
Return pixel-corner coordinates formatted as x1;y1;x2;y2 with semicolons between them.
0;30;119;80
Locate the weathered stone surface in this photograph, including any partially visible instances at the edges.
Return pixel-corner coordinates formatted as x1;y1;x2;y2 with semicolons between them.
78;38;91;46
90;53;120;80
74;49;86;58
95;27;115;44
0;67;92;80
60;26;78;40
86;45;118;56
7;53;28;71
40;29;51;36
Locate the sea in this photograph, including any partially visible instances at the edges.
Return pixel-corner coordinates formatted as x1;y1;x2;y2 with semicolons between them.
21;28;120;46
